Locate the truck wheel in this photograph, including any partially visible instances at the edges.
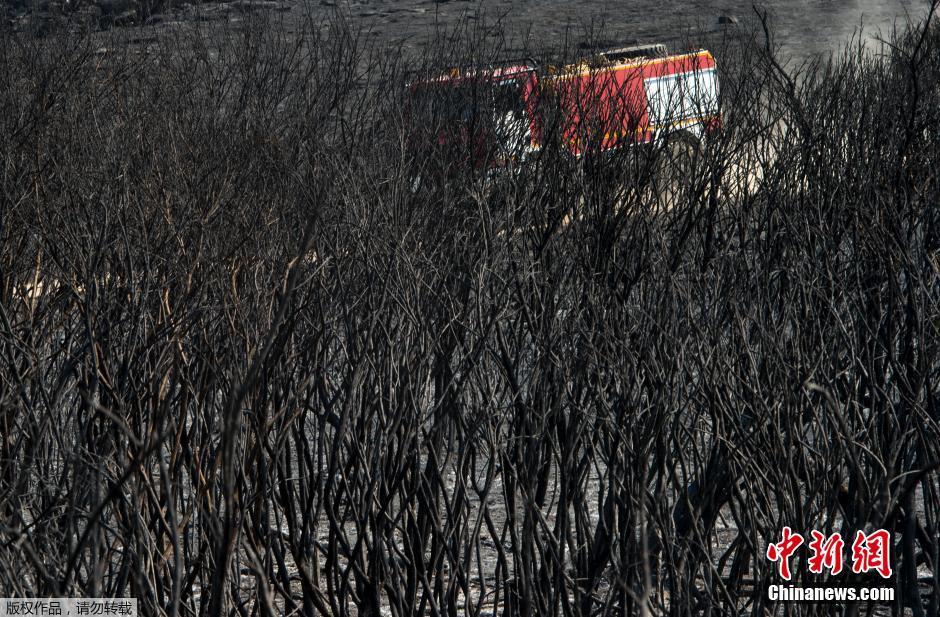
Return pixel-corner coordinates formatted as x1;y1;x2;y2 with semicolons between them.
658;131;701;211
666;131;700;178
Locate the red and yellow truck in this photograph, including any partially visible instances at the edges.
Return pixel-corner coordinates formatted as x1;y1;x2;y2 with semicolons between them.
407;44;720;168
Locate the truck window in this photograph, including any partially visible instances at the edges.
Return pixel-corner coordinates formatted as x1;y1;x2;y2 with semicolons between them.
410;79;524;125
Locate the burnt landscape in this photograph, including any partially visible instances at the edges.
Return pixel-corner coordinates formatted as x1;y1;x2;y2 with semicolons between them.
0;1;939;616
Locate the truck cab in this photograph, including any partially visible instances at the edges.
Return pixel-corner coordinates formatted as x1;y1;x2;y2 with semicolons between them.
406;62;539;172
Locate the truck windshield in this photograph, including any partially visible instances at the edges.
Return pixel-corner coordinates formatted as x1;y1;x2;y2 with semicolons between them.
410;79;525;126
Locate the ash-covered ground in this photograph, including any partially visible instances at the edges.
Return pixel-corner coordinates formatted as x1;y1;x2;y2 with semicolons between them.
5;0;930;60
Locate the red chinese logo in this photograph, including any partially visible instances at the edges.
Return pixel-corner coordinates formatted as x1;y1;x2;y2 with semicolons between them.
851;529;892;579
766;526;804;580
767;528;892;579
808;531;844;575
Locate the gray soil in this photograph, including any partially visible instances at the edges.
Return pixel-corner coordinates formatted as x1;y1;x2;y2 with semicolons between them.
333;0;928;58
8;0;932;61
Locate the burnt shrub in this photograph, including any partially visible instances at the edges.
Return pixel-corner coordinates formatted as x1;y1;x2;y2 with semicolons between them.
0;6;938;616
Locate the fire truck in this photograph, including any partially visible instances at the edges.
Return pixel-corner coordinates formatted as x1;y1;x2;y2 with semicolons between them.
407;44;721;171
